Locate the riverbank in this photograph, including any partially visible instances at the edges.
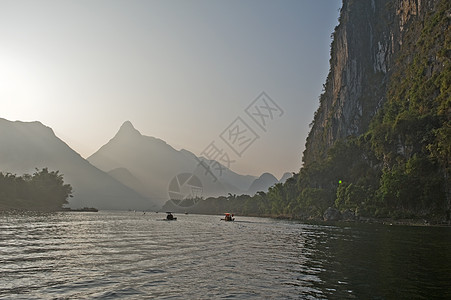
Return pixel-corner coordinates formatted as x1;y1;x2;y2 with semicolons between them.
61;207;98;212
254;213;451;227
0;207;98;214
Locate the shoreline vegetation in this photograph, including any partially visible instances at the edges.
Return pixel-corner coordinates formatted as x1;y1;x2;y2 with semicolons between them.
0;168;72;212
0;207;98;214
0;166;448;227
162;190;451;227
258;213;451;227
61;207;99;212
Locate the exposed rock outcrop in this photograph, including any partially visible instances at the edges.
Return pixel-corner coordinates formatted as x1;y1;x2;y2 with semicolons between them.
303;0;442;165
323;207;342;221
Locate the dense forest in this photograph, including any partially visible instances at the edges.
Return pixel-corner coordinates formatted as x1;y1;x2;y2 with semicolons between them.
0;168;72;211
165;1;450;223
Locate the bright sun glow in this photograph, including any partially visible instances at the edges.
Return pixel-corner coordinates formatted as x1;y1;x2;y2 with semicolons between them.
0;54;47;121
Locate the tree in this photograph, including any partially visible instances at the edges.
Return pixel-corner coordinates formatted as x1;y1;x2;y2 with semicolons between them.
0;168;72;211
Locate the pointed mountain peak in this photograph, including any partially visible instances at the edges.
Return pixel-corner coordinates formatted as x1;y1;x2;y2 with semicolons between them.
120;120;136;131
115;121;141;138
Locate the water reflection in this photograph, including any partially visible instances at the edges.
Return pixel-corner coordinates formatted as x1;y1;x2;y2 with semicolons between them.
305;223;451;299
0;211;450;299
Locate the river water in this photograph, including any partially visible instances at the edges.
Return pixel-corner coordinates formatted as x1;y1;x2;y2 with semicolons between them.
0;211;450;299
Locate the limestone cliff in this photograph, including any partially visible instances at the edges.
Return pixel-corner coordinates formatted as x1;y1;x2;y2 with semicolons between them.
303;0;446;165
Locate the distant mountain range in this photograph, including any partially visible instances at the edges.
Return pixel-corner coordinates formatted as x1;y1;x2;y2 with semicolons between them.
0;118;154;210
87;121;283;206
0;118;290;209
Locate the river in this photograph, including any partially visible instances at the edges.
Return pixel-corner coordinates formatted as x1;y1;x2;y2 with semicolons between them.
1;211;450;299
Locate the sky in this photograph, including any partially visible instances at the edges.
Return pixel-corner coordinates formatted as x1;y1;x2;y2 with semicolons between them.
0;0;341;179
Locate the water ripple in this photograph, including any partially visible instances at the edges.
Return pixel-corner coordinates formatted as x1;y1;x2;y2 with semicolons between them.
1;211;450;299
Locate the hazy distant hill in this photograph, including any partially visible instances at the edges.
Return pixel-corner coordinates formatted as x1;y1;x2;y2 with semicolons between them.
88;121;257;206
245;172;292;196
247;172;279;195
107;167;151;199
0;118;156;210
279;172;292;184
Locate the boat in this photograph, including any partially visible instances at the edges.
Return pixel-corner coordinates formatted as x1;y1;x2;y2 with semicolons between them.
221;213;234;221
165;212;177;221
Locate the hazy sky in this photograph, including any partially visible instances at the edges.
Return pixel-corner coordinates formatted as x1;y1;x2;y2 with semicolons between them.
0;0;341;179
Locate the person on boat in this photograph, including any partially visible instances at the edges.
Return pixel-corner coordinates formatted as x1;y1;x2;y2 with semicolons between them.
167;213;174;220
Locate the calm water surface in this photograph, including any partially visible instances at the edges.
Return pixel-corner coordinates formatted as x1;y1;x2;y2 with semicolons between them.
0;211;450;299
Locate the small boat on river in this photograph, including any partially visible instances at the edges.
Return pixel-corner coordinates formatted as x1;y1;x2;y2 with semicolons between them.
221;213;234;221
165;212;177;221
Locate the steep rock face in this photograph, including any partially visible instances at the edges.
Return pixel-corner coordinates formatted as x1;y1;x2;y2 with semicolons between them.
303;0;441;165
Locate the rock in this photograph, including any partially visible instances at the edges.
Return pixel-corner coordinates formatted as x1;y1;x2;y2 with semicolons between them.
323;207;342;221
341;209;355;221
303;0;437;165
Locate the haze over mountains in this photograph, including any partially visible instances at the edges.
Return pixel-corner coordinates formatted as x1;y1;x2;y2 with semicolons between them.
88;121;287;206
0;118;286;209
0;118;153;210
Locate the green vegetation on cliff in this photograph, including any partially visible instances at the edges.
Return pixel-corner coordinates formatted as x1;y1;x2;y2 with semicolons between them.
169;1;450;222
265;0;450;221
0;168;72;211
